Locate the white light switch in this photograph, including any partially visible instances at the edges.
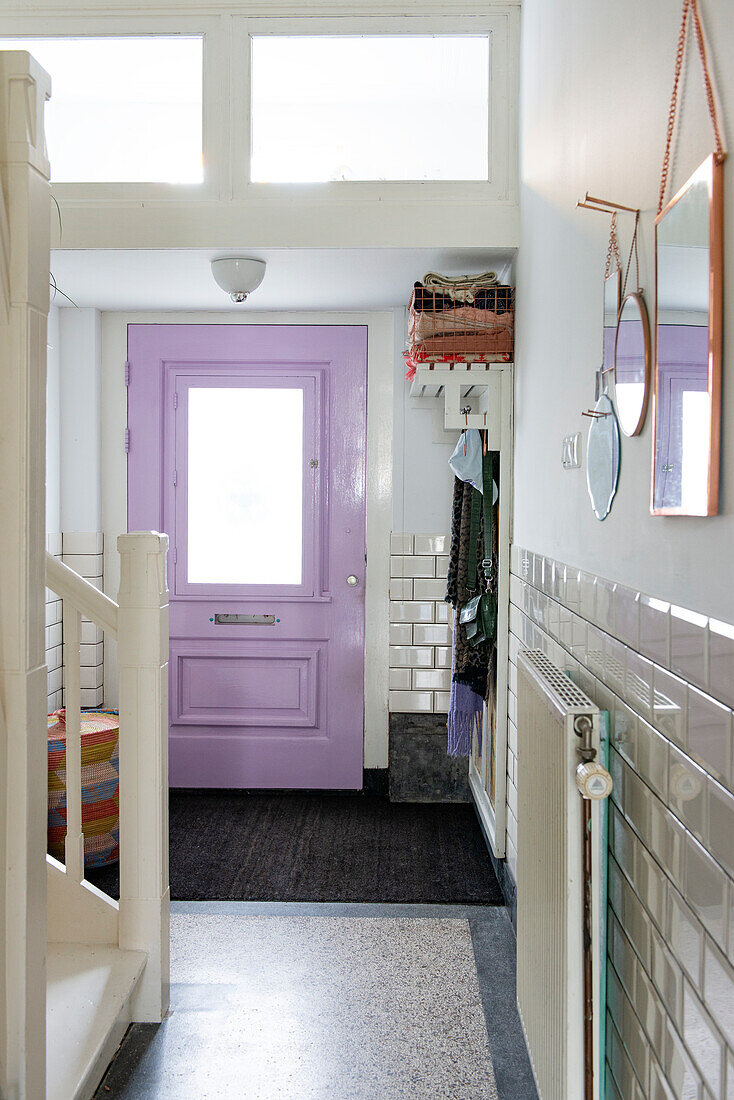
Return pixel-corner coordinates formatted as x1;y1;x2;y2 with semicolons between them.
562;433;581;469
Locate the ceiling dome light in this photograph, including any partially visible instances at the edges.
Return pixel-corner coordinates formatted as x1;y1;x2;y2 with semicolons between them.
210;256;266;303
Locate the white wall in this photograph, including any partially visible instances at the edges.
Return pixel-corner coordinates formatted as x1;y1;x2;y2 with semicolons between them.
59;307;102;532
46;305;60;534
515;0;734;622
391;308;456;534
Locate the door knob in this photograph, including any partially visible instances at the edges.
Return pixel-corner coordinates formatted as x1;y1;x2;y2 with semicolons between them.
346;574;359;586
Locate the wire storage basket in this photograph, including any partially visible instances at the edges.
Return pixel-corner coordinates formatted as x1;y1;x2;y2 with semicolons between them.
406;280;515;367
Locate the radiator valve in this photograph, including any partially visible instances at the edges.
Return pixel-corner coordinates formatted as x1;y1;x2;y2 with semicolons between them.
576;761;613;800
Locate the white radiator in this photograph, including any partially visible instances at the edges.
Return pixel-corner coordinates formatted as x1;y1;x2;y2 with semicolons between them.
516;650;609;1100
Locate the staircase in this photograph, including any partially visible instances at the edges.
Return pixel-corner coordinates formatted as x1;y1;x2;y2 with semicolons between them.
45;540;170;1099
0;52;170;1099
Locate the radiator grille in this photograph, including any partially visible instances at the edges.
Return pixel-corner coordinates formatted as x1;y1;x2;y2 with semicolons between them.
516;650;599;1100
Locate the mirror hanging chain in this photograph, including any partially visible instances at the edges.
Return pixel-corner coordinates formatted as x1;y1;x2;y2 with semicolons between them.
658;0;726;215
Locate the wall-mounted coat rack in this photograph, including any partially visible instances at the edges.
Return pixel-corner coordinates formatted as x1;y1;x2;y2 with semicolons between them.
409;362;506;441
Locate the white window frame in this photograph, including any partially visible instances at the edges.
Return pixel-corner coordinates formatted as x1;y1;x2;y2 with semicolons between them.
236;15;518;200
0;13;228;201
0;10;518;205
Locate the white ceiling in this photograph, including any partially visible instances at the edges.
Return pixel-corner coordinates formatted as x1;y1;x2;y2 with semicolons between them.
49;247;515;313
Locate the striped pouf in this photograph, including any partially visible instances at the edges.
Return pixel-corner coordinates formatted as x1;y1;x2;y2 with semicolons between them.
47;709;120;868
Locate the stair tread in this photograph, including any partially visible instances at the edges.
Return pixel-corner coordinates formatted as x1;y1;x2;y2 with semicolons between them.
47;943;146;1100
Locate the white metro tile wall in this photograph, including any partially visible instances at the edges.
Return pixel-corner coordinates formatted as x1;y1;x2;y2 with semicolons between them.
61;532;105;710
388;533;451;715
509;543;734;1100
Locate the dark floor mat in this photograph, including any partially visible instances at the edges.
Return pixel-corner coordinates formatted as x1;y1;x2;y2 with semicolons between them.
87;790;503;904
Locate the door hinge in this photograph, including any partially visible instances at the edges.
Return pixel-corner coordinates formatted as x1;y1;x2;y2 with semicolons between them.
172;546;178;564
124;428;130;453
173;469;177;487
124;361;131;386
173;391;178;408
309;458;319;469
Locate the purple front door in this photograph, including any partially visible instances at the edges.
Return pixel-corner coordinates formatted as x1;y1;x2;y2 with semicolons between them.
127;325;367;789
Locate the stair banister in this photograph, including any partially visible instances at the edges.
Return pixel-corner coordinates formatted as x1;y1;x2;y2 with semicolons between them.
117;531;170;1022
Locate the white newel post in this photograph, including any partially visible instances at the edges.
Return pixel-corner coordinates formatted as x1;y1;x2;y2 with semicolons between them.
117;531;170;1022
0;52;50;1100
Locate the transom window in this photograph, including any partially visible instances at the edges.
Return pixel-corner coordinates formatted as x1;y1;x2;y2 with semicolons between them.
0;36;203;183
250;35;491;183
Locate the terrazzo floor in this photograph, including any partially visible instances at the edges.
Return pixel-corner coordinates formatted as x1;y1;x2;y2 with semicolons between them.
96;903;537;1100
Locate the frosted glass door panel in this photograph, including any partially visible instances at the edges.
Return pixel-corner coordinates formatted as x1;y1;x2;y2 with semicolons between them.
187;388;304;585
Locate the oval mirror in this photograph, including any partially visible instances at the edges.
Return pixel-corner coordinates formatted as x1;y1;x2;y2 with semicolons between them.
587;394;621;521
613;292;651;436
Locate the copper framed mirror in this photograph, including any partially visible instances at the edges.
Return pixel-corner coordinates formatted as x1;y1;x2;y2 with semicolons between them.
613;291;651;437
652;154;724;515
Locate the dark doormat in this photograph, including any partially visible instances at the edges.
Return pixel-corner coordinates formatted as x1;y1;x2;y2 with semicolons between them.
87;790;503;904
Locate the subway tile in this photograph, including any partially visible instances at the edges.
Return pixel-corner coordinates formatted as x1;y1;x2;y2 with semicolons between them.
389;645;433;668
625;651;654;719
610;803;637;882
46;531;62;556
509;543;523;576
413;534;447;555
728;1050;734;1100
596;577;615;635
388;667;411;690
45;623;62;650
687;687;731;787
412;668;450;692
390;555;435;579
708;617;734;709
637;720;670;802
548;559;563;602
586;624;606;680
612;699;638;768
390;533;413;555
704;939;734;1049
606;1011;648;1099
509;572;524;608
47;669;62;694
652;665;688;749
412;578;447;601
45;600;62;627
637;844;668;930
670;605;708;691
389;578;413;600
565;566;581;613
388;690;433;713
81;621;104;645
651;924;684;1023
635;961;668;1064
508;656;517;695
605;1062;624;1100
669;889;704;987
609;910;637;999
640;596;671;667
80;687;103;709
604;634;627;696
519;549;532;581
435;555;450;578
579;570;596;621
509;603;524;640
648;1058;677;1100
508;719;518;757
434;646;452;668
79;665;103;690
47;690;63;713
413;624;452;646
662;1016;703;1099
389;601;434;624
61;553;104;577
62;531;104;555
434;691;450;712
614;584;640;649
85;576;104;592
708;779;734;879
435;602;450;624
685;832;727;950
682;981;722;1097
80;642;104;667
669;748;708;844
46;645;63;673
